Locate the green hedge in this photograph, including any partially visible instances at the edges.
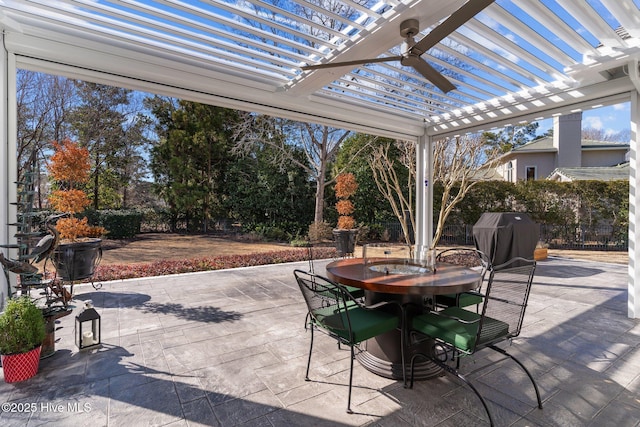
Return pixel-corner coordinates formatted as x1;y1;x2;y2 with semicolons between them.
439;179;629;230
83;209;143;239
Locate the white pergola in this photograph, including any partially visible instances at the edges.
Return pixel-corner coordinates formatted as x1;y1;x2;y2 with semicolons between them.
1;0;640;316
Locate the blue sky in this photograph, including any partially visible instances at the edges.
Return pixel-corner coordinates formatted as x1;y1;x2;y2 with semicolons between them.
537;102;631;138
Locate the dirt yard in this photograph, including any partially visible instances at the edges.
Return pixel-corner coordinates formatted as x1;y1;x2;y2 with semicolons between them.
99;233;629;266
100;233;290;265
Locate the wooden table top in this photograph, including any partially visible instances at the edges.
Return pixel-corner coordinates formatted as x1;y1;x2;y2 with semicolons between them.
325;257;481;296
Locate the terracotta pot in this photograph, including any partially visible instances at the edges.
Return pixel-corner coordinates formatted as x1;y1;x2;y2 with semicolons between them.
1;346;41;383
534;248;548;261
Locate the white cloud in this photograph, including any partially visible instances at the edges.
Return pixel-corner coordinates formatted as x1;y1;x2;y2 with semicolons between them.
583;115;603;129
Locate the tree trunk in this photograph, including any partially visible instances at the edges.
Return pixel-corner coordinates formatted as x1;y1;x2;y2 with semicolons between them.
314;154;327;224
314;175;325;224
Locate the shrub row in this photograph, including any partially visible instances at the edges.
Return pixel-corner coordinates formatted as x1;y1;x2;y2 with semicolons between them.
90;247;338;282
28;209;143;239
83;209;143;239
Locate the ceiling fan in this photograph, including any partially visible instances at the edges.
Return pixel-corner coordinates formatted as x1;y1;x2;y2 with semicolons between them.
300;0;495;94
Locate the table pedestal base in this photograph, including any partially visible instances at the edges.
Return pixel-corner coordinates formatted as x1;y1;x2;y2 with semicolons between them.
356;348;441;380
356;290;442;380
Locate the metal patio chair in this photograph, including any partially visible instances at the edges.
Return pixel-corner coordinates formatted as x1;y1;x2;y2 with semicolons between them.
407;257;542;426
293;269;405;413
435;247;491;309
306;243;364;299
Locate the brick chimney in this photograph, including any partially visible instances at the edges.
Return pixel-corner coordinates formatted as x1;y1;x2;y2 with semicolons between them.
553;112;582;168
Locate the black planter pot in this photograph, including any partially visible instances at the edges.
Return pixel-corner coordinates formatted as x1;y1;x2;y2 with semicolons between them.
333;229;357;257
52;239;102;281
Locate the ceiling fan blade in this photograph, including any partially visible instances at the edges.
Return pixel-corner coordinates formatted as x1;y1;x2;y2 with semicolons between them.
411;0;495;55
402;56;456;93
301;56;402;71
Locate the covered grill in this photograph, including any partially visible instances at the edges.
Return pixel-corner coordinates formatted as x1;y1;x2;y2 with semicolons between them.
473;213;539;268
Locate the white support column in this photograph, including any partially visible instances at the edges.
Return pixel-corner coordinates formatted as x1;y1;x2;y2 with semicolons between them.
0;34;8;306
0;38;18;307
414;133;433;257
629;64;640;318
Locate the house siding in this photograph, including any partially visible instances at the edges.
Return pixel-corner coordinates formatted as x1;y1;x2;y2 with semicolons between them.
582;150;627;167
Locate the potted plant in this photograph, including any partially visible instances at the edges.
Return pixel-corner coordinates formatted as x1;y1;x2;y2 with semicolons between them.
333;173;358;256
48;139;106;281
0;297;46;382
534;241;549;261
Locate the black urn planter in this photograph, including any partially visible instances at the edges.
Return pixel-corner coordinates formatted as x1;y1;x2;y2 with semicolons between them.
333;229;357;257
52;239;102;281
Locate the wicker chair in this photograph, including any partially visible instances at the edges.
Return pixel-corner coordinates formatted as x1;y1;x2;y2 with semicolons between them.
408;257;542;426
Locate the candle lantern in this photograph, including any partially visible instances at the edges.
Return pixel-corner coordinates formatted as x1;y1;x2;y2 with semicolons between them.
75;301;101;350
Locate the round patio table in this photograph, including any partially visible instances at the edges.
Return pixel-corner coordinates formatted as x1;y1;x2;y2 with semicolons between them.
325;257;482;380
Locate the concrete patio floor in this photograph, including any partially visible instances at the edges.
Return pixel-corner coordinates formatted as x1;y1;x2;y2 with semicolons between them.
1;256;639;426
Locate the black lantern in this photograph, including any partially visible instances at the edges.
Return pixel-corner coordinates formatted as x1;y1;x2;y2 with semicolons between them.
75;301;101;350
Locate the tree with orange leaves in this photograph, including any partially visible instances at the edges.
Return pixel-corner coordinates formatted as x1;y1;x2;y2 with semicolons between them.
335;173;358;230
48;139;106;240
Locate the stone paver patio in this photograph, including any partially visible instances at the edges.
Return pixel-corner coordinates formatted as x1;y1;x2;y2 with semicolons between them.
0;256;639;426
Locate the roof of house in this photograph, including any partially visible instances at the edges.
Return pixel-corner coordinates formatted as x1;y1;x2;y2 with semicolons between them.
548;163;630;181
511;137;556;153
581;140;630;150
508;137;629;155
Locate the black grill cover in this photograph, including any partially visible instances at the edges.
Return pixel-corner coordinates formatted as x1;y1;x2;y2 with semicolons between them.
473;212;539;268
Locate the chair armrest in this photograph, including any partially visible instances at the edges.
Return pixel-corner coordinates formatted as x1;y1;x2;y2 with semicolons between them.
427;308;481;325
462;290;485;298
359;299;402;311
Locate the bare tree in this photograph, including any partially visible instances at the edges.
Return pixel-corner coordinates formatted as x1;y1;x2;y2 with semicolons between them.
369;140;414;244
582;127;630;143
432;134;501;247
369;134;501;247
16;71;77;207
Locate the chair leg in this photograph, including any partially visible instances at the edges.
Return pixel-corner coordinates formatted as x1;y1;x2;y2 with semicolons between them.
489;345;543;409
408;352;425;389
454;370;495;427
399;307;407;388
409;351;495;426
305;325;314;381
347;345;354;413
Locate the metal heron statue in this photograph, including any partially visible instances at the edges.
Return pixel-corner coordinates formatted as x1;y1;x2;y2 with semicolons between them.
26;213;66;265
0;252;39;275
31;214;72;303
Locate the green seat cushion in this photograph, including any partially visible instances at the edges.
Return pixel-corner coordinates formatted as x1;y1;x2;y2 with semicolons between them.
436;292;483;308
412;307;509;353
313;305;399;344
344;285;365;299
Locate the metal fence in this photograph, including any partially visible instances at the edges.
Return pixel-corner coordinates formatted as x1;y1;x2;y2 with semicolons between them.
538;224;628;250
376;222;628;250
141;216;628;251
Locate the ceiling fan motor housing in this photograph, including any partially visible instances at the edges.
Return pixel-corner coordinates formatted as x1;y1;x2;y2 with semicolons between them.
399;19;420;38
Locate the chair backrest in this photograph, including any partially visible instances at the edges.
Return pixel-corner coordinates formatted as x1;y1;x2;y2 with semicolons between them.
437;247;491;284
476;257;536;349
306;243;342;273
306;243;315;274
293;269;353;339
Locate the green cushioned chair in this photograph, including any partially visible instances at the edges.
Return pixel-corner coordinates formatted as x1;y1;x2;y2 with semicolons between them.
408;257;542;427
435;248;490;309
294;269;404;414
